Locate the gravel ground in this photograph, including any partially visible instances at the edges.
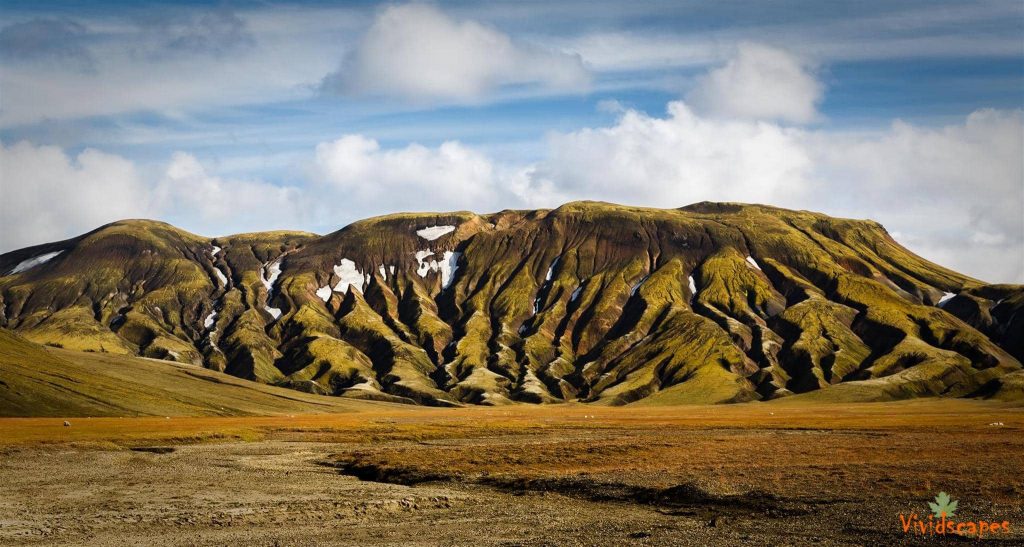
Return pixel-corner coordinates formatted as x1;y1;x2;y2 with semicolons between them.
2;439;1019;546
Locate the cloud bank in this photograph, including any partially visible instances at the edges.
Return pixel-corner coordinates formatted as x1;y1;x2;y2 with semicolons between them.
155;152;306;236
312;134;523;214
0;141;153;247
6;103;1018;281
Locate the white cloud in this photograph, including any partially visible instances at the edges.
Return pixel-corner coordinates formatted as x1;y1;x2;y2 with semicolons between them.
804;109;1024;283
686;43;822;124
312;134;523;215
321;3;590;101
0;141;154;250
0;144;308;252
155;152;306;236
522;101;812;207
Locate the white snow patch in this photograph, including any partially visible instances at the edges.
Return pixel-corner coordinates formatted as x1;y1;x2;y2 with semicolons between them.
378;264;387;280
261;258;285;320
442;251;461;289
415;250;436;278
545;257;560;282
688;275;698;295
261;260;282;292
214;268;228;286
203;311;217;329
9;250;63;275
389;265;396;275
210;245;221;257
416;225;456;241
745;256;762;271
413;250;460;287
937;292;956;307
570;285;583;302
530;256;561;309
316;285;333;302
630;275;649;296
332;258;365;294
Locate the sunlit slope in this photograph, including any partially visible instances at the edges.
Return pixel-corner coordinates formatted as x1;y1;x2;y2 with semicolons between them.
0;329;392;417
1;202;1021;407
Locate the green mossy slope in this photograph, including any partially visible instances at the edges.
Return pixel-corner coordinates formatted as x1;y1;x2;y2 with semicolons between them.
0;329;388;417
2;202;1021;408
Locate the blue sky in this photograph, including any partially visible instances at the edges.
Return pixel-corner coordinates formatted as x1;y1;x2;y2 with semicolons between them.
1;1;1022;281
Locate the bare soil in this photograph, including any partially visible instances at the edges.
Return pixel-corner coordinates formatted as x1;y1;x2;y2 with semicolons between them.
1;401;1022;545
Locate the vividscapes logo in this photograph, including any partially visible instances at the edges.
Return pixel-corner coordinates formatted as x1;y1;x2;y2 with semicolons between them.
899;492;1012;539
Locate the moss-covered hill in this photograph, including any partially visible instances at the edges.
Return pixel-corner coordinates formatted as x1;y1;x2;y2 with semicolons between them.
2;202;1021;406
0;328;385;417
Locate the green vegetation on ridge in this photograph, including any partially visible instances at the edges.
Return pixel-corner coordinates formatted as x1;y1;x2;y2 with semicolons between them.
1;202;1021;409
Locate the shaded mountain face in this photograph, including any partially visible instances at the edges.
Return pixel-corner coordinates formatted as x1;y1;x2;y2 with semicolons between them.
2;201;1021;406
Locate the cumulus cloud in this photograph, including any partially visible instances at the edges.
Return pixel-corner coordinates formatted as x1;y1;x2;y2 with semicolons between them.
0;141;153;250
312;135;523;215
686;43;822;124
321;3;590;101
155;153;305;236
523;101;812;207
0;144;309;251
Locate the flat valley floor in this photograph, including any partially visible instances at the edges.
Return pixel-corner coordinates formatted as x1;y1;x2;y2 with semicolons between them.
1;400;1022;546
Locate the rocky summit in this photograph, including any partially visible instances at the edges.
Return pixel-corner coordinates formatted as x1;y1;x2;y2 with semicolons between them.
1;201;1021;406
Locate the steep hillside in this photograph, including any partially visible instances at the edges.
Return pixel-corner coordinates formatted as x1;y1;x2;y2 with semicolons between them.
0;329;391;417
2;202;1021;406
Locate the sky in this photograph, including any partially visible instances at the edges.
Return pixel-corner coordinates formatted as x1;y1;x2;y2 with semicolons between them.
0;0;1022;282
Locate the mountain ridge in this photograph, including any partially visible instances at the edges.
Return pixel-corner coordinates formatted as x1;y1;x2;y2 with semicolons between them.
2;201;1021;407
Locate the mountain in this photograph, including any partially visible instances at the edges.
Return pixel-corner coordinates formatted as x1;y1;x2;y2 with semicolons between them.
1;201;1022;406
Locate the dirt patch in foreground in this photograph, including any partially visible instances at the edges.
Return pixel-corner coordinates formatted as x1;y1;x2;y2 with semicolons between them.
1;402;1022;545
